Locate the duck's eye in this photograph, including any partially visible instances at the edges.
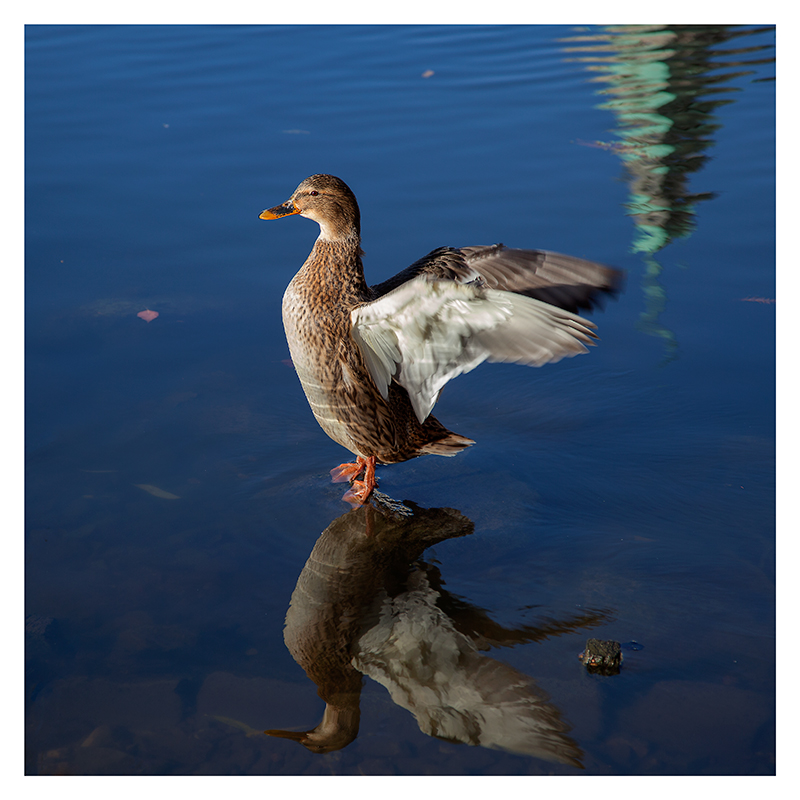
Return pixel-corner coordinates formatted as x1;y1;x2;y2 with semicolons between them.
309;190;319;196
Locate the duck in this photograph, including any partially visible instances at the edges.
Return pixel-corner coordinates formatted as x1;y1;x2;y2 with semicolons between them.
260;174;621;505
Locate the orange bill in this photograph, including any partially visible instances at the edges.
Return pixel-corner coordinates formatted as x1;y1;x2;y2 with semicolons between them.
259;201;301;220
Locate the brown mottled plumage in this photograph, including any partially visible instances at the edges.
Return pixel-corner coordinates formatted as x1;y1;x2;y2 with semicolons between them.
260;174;622;504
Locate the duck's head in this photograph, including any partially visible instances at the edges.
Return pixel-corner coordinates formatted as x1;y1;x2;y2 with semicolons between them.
264;700;360;754
259;174;361;241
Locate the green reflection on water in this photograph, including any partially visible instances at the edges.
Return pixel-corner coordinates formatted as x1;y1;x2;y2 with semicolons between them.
562;24;774;363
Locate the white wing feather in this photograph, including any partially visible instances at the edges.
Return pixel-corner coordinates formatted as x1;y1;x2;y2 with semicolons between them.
351;276;596;423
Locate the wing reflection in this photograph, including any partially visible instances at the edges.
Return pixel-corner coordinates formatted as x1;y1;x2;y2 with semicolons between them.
266;494;610;766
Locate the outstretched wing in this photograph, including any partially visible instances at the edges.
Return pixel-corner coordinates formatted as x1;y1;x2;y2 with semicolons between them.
370;244;623;314
352;276;597;424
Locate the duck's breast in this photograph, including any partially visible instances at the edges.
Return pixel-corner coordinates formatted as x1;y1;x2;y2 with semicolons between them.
282;280;365;456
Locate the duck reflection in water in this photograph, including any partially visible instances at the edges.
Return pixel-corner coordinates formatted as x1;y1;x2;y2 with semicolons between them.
265;495;610;767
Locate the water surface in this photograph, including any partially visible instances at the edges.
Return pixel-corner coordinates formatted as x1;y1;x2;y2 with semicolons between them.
25;24;775;776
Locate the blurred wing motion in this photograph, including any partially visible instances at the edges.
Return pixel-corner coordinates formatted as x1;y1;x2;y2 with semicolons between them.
352;274;598;423
371;244;623;314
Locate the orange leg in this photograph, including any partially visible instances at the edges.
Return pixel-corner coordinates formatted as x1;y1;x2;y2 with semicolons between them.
330;455;377;507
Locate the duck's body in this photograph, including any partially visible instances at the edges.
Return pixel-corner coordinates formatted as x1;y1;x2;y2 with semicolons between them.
282;236;474;466
261;174;621;503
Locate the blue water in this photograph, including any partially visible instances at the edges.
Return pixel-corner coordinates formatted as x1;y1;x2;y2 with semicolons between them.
25;25;775;775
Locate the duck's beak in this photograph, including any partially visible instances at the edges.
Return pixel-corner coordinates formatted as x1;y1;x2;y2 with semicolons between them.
259;200;301;220
264;728;308;741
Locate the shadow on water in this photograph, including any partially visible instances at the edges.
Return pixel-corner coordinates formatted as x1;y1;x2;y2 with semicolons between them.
265;493;611;768
562;24;775;362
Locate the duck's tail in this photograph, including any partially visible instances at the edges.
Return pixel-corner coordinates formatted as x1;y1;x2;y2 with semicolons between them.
420;431;475;457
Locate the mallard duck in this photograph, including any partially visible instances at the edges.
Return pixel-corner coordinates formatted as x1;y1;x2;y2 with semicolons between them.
260;174;621;504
